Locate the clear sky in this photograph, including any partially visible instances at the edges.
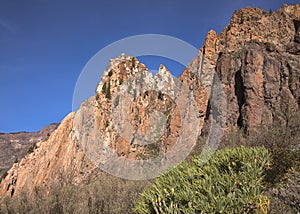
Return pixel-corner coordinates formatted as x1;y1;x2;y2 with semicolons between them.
0;0;298;133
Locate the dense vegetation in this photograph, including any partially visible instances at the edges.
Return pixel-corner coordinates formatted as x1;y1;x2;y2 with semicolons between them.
134;147;271;213
0;175;150;214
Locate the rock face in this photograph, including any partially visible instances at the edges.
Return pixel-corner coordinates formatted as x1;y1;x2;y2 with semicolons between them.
89;55;183;160
201;4;300;133
0;4;299;197
74;54;201;179
182;4;300;134
1;114;100;197
0;123;58;170
216;41;299;132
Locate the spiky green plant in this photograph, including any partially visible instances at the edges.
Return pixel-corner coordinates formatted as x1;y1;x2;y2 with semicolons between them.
134;146;271;214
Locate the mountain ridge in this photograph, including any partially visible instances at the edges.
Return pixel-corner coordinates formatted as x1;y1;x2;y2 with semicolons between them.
0;123;59;171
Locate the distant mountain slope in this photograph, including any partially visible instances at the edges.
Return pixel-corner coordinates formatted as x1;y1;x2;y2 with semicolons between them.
0;124;58;170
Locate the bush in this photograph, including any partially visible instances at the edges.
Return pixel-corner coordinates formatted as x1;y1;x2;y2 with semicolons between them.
119;78;123;85
134;146;271;213
132;57;136;68
248;109;300;186
101;81;112;99
106;82;111;99
264;148;300;187
0;175;151;214
0;168;8;183
240;15;244;24
227;24;232;32
27;143;37;154
101;82;107;94
269;9;273;15
108;69;113;77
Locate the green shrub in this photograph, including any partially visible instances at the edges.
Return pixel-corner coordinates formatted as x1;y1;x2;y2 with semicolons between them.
269;9;273;15
106;82;111;99
227;24;232;32
264;148;300;187
102;82;107;94
27;143;37;154
240;15;244;24
108;69;113;77
119;78;123;85
105;120;109;128
0;168;8;183
134;146;270;214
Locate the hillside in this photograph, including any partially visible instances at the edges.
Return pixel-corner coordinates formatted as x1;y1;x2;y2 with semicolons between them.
0;124;58;174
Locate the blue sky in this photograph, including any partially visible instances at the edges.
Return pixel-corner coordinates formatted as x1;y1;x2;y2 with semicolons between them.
0;0;298;133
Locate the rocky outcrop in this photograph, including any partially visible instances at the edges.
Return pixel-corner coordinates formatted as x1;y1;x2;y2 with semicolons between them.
0;4;299;198
216;40;299;132
201;4;300;133
74;54;202;179
0;53;203;195
92;55;184;160
182;4;300;135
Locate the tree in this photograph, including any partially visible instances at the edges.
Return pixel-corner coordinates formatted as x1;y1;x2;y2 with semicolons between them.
269;9;273;15
240;15;244;24
102;82;107;94
108;69;113;77
106;81;111;99
132;57;136;68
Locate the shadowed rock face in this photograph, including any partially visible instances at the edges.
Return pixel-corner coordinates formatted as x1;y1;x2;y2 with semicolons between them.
197;4;300;133
0;4;299;197
216;41;299;132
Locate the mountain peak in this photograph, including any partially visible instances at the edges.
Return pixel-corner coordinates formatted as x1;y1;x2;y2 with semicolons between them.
158;64;171;76
108;53;134;68
95;54;148;96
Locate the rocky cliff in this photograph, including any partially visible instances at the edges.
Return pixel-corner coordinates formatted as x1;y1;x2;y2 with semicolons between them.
0;4;299;198
189;4;300;134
